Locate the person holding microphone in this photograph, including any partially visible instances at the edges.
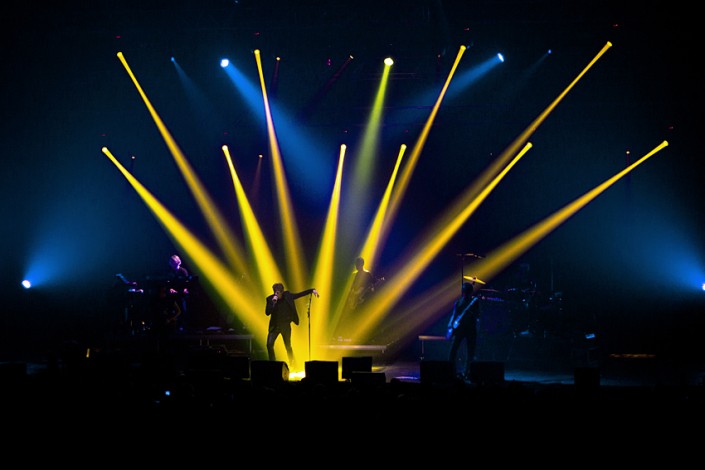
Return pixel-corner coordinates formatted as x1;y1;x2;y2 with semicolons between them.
265;282;319;369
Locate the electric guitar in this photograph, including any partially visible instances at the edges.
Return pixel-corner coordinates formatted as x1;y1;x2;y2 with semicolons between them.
446;296;479;339
347;276;385;311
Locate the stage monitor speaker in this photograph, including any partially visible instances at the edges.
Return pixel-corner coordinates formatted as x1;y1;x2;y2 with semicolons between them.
251;360;289;384
305;360;339;384
342;356;372;380
574;367;600;389
469;361;504;385
185;347;250;379
186;345;227;370
223;355;250;379
351;371;386;386
420;360;455;384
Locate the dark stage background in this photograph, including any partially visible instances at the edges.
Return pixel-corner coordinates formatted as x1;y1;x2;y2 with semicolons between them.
1;0;703;363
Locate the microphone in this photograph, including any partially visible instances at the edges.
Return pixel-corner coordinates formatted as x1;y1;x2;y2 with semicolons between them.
272;295;278;303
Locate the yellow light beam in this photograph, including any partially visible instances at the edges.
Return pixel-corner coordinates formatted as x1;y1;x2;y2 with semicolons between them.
116;52;249;278
477;140;669;283
385;140;669;340
351;142;533;342
305;144;347;360
377;45;467;253
328;144;407;336
349;59;393;210
101;147;269;343
222;145;284;294
445;42;613;224
360;144;407;267
254;49;307;289
349;41;614;343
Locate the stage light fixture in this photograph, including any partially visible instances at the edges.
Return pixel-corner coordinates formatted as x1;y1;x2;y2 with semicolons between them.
384;57;394;66
497;53;505;62
220;58;229;68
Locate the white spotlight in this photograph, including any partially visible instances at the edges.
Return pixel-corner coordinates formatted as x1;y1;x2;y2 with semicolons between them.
220;58;230;68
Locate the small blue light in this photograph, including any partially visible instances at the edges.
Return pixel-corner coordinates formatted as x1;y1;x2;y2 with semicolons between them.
21;279;31;289
497;53;504;63
220;58;229;68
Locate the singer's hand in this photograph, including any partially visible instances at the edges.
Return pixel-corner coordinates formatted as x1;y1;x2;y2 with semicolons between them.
272;295;278;303
312;289;320;298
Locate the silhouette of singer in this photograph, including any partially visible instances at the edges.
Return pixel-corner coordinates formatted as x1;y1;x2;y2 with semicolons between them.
265;282;319;368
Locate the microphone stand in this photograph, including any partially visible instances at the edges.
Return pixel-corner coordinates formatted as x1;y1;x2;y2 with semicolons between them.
457;253;468;295
307;292;313;361
457;252;484;294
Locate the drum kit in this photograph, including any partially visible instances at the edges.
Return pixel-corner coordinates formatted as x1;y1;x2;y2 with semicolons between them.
454;253;567;363
459;274;561;338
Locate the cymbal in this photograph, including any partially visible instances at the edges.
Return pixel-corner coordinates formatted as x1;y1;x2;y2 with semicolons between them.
463;275;486;285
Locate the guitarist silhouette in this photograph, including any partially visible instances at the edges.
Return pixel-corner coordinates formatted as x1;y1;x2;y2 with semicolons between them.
447;281;480;379
337;257;384;341
346;257;384;311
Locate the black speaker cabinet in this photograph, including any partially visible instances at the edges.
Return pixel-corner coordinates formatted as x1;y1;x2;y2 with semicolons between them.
185;347;250;379
342;356;373;380
469;361;505;385
223;355;250;379
351;371;386;386
574;367;600;389
420;360;455;384
251;360;289;383
305;360;339;384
